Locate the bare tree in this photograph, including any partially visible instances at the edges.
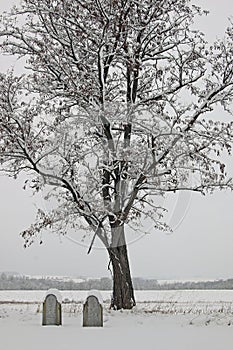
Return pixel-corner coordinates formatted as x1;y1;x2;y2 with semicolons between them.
0;0;232;309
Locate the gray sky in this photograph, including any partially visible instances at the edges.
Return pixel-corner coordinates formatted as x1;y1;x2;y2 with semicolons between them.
0;0;233;279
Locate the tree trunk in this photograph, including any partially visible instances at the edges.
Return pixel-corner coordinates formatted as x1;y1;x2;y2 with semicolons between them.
107;224;136;310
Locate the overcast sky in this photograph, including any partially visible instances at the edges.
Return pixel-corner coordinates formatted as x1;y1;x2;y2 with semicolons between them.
0;0;233;280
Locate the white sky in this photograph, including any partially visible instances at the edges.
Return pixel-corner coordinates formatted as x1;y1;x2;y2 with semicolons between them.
0;0;233;279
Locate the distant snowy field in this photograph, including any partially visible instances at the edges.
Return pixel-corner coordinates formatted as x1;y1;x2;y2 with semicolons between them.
1;290;233;350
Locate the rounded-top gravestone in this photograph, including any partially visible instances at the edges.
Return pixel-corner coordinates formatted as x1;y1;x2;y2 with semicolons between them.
42;289;62;326
83;290;103;327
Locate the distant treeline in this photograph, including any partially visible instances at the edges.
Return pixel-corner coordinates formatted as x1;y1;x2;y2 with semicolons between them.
0;273;233;290
133;278;233;290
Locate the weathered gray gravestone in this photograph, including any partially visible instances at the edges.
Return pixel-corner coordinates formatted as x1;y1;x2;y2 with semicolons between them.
83;291;103;327
42;289;62;326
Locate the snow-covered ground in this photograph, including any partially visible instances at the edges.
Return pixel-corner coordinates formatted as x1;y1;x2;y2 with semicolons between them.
1;290;233;350
2;289;233;303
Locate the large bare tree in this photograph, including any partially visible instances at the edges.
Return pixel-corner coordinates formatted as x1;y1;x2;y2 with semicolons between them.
0;0;232;309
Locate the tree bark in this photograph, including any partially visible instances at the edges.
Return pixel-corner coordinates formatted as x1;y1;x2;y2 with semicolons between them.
107;224;136;310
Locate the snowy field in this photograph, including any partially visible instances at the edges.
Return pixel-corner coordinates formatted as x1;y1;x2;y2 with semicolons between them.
1;290;233;350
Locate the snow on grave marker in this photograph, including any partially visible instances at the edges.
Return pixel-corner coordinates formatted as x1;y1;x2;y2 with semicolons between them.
42;289;62;326
83;290;103;327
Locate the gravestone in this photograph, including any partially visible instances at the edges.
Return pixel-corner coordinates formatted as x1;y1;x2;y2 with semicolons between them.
42;289;62;326
83;290;103;327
